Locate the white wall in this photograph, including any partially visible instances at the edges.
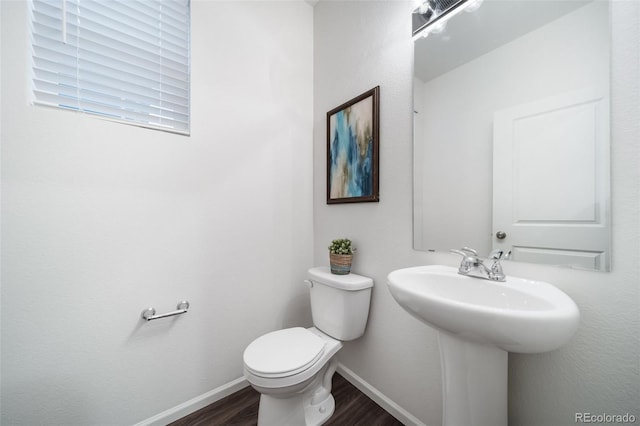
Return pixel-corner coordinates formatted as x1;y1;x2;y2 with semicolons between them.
2;1;638;425
415;1;609;254
314;2;443;424
314;1;639;426
0;1;313;424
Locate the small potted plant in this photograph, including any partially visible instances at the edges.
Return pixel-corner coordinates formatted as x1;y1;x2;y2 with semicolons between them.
328;238;355;275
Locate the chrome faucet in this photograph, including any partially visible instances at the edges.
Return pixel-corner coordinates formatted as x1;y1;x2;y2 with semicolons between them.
450;247;507;282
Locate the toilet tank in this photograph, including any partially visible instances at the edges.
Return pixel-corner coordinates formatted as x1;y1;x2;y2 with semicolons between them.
307;267;374;341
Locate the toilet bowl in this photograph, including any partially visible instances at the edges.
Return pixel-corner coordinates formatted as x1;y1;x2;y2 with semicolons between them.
244;327;342;425
243;267;373;426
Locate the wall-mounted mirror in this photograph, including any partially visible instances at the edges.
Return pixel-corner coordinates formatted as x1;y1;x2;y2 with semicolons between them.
413;0;611;271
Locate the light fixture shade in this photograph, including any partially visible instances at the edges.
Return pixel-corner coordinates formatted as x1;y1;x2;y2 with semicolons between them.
412;0;470;36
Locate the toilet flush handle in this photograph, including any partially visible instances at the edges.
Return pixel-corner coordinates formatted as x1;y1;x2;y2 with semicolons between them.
303;279;313;288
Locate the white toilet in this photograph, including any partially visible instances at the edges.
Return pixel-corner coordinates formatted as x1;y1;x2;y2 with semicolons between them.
243;266;374;426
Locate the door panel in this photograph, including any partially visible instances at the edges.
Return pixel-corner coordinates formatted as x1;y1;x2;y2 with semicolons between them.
493;89;610;270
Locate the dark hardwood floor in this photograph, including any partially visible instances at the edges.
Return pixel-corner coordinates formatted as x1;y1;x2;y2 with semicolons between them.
169;373;404;426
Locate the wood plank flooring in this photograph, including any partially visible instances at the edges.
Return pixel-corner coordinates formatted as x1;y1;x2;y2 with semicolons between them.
169;373;404;426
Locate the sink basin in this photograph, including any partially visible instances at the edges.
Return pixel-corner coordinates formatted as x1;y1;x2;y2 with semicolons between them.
387;265;579;353
387;265;580;426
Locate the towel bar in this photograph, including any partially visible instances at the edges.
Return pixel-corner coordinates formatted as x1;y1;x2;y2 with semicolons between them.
141;301;190;321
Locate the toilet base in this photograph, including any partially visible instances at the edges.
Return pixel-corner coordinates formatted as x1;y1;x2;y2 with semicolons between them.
255;358;339;426
258;392;335;426
304;393;335;426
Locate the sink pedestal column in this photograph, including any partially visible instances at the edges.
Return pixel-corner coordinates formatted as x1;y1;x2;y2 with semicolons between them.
438;332;508;426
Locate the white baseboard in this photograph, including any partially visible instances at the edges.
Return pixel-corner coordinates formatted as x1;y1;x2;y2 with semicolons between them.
133;376;249;426
336;363;427;426
135;363;426;426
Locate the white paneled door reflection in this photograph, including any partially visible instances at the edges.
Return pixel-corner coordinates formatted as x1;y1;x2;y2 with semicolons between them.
493;89;610;270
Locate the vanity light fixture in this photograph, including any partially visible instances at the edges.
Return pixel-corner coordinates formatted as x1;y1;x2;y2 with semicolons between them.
412;0;483;39
464;0;483;13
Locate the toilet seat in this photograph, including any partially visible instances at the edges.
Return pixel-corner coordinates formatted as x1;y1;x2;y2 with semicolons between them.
244;327;326;378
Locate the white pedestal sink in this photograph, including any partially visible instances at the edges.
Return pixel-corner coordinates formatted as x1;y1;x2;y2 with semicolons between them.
387;265;579;426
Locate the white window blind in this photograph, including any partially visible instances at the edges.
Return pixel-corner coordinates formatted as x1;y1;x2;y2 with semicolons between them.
31;0;190;135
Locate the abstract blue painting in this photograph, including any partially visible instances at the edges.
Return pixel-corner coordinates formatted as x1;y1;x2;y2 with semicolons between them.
327;87;379;204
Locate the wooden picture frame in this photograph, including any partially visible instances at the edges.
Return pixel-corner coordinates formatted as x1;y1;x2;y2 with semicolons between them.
326;86;380;204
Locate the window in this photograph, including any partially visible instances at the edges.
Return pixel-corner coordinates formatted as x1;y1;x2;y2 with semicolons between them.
31;0;190;135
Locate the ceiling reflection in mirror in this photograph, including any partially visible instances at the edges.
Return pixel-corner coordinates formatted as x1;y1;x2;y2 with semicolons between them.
413;0;611;271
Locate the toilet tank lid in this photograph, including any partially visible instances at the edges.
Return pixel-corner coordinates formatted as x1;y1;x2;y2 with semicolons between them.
308;267;374;291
